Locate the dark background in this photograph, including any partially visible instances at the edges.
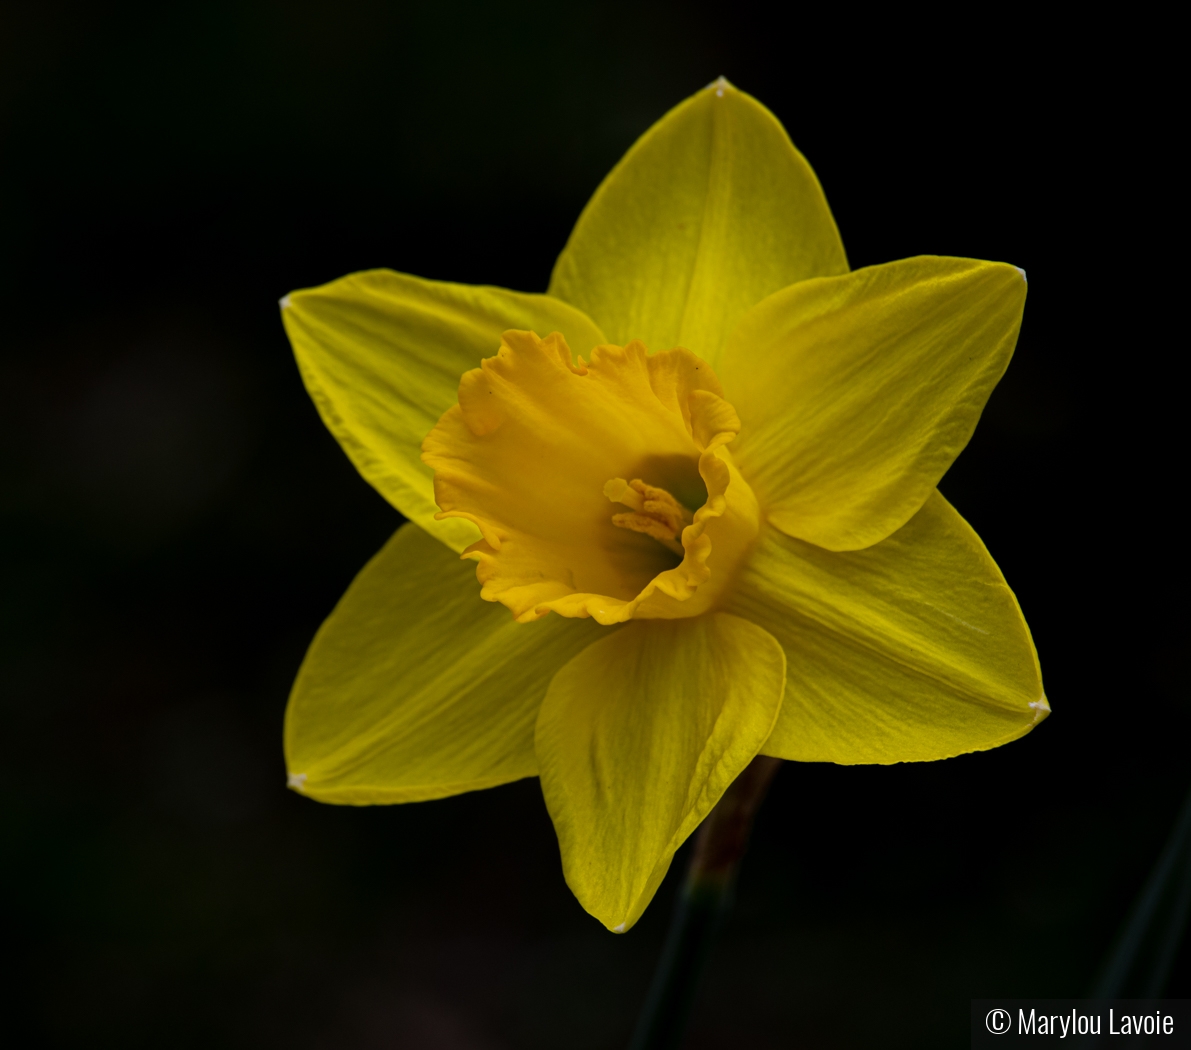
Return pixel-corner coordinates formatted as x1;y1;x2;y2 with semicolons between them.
1;4;1182;1047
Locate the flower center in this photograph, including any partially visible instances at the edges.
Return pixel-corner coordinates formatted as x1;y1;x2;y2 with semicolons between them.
604;478;692;556
421;330;760;625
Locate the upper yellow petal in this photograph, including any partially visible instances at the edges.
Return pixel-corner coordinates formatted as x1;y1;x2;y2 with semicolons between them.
548;78;847;370
721;256;1027;551
285;523;600;803
535;613;786;931
723;491;1046;765
281;269;606;552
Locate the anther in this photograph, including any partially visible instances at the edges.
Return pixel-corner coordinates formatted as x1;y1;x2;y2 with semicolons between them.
604;478;693;556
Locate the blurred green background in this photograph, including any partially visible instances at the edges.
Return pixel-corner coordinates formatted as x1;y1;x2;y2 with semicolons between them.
1;3;1182;1047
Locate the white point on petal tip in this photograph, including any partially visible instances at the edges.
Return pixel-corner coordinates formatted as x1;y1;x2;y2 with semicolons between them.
287;772;307;789
279;294;292;309
1029;696;1050;722
1014;267;1027;283
613;922;627;933
708;75;730;97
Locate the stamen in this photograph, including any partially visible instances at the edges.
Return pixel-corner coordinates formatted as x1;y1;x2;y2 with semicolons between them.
604;478;693;556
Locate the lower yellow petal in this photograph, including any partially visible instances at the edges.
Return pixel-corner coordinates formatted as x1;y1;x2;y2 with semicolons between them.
285;523;599;803
724;491;1046;764
535;614;786;932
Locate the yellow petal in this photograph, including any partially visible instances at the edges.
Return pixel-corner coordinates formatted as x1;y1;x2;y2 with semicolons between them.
536;614;786;931
548;78;847;369
285;523;600;803
722;256;1027;551
281;270;606;552
723;491;1046;765
422;332;758;624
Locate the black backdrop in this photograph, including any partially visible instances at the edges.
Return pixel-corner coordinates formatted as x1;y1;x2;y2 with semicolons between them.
1;4;1182;1047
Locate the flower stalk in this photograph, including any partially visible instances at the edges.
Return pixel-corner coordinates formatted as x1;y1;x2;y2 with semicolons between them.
628;755;783;1050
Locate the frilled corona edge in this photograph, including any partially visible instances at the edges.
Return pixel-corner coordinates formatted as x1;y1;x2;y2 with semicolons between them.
422;331;759;625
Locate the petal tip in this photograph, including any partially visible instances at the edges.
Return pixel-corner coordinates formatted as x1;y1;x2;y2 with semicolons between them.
708;75;733;97
279;294;292;309
612;922;627;933
287;771;308;791
1029;695;1050;723
1014;266;1027;283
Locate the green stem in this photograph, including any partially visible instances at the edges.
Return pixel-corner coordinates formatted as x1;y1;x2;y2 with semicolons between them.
627;756;782;1050
1092;782;1191;998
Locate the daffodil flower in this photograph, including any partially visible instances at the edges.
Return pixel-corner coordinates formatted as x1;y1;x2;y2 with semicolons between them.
279;79;1047;934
